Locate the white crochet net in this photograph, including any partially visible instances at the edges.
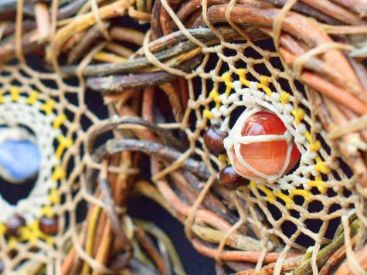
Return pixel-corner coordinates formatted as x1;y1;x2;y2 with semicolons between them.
135;1;367;272
0;0;365;274
176;33;361;270
0;61;102;273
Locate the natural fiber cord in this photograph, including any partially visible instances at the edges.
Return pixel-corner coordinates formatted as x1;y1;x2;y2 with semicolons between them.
0;0;366;274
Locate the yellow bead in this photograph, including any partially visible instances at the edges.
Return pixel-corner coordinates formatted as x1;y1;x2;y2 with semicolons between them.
280;92;290;105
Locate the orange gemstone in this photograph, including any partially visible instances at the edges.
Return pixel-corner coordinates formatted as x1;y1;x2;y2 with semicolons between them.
233;111;300;178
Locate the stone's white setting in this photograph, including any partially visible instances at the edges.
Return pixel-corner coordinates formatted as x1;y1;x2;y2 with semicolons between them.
0;97;60;224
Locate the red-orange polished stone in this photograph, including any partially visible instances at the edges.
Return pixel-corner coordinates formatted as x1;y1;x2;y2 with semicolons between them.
233;111;300;178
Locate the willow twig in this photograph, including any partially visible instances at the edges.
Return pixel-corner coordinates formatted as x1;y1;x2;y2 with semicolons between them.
87;70;177;91
0;30;41;62
178;171;238;224
134;219;186;275
135;228;167;274
264;0;341;24
58;0;88;19
93;139;210;179
62;29;215;77
293;220;359;275
130;259;160;275
99;177;130;250
236;255;303;274
67;23;107;64
191;224;262;251
87;116;185;152
192;239;300;263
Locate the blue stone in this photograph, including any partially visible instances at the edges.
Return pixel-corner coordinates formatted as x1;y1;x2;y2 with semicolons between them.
0;140;41;182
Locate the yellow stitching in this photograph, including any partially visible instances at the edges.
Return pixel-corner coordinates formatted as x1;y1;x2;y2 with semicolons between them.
280;92;290;105
275;191;293;208
10;86;20;102
307;177;327;194
203;109;213;119
291;189;312;202
315;157;331;174
49;189;61;205
292;108;305;125
56;136;73;159
209;89;221;108
40;206;54;218
258;185;276;203
26;90;40;105
305;131;321;152
53;114;67;129
41;100;56;115
0;224;5;235
222;72;234;95
258;76;272;96
52;165;65;182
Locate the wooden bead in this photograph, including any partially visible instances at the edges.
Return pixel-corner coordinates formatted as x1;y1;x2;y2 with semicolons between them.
39;216;58;235
203;127;228;155
219;166;248;189
6;214;26;236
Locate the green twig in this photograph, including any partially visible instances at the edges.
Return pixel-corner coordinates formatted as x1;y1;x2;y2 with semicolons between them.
293;219;360;275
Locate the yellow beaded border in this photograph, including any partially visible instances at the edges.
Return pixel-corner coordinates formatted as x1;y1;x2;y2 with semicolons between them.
0;86;73;244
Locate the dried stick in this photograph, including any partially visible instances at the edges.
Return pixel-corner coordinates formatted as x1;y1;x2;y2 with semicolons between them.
192;239;299;263
293;220;359;275
93;139;210;179
135;229;167;274
236;255;303;274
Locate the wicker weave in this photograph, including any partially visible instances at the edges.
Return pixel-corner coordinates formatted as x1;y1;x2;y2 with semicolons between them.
0;0;366;274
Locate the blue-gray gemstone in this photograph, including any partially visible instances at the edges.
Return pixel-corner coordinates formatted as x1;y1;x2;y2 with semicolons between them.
0;140;41;182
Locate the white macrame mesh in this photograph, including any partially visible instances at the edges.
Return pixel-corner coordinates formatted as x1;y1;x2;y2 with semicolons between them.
0;0;365;274
172;37;361;271
0;61;102;273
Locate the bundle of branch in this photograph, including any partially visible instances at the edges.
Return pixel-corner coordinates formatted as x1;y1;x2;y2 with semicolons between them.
79;0;367;274
1;0;367;274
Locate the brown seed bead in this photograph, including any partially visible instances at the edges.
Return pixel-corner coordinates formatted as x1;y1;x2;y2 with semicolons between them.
219;166;248;189
39;216;58;235
6;214;26;236
203;127;228;155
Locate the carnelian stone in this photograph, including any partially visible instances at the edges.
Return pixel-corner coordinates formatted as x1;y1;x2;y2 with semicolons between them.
233;111;300;178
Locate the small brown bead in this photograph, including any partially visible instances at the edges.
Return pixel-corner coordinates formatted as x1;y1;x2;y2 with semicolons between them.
203;127;228;155
6;214;26;236
39;216;58;235
219;166;248;189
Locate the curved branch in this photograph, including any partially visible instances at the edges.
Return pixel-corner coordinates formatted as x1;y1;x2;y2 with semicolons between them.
93;139;210;179
87;116;186;153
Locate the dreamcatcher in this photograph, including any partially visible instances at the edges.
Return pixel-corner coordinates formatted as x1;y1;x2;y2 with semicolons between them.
0;0;367;274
